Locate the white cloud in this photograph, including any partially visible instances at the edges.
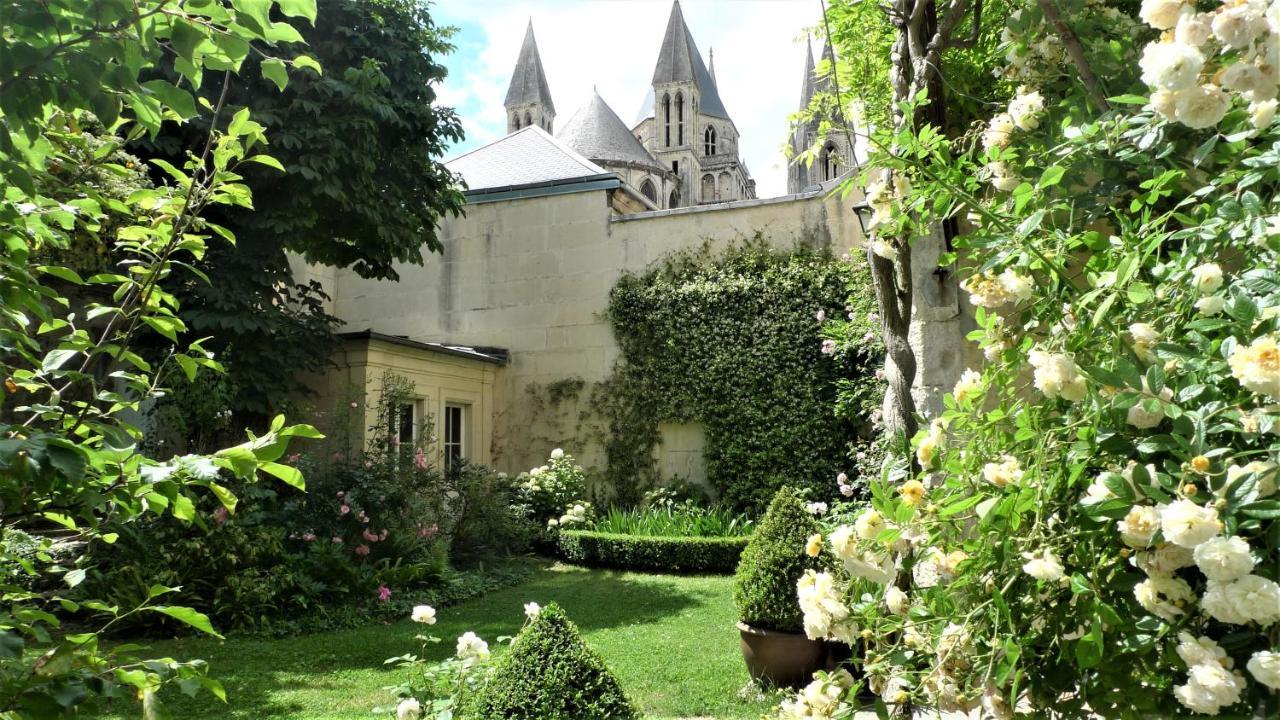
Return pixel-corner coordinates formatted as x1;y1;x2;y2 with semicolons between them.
435;0;820;198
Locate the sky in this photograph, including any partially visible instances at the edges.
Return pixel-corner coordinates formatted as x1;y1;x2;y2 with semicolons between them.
431;0;825;199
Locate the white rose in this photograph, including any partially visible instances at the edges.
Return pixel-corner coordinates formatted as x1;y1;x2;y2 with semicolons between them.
411;605;437;624
1175;84;1231;129
1021;549;1065;582
843;549;896;584
1224;460;1277;497
1139;41;1204;91
1008;88;1045;131
1176;632;1228;668
1129;322;1160;363
1149;89;1179;119
1229;335;1280;400
455;631;490;662
1190;263;1223;294
1028;349;1088;402
1127;399;1166;429
1134;574;1195;621
871;238;899;261
1134;543;1195;576
1195;294;1225;316
1118;505;1160;548
854;509;885;541
1174;11;1214;46
884;586;910;617
523;601;541;620
998;269;1034;302
1221;61;1271;100
1213;4;1267;49
983;455;1024;488
1140;0;1185;29
1175;664;1245;715
1193;536;1255;582
1159;499;1220;548
953;368;983;404
982;113;1015;151
396;698;422;720
1252;99;1279;129
1247;650;1280;690
828;525;857;561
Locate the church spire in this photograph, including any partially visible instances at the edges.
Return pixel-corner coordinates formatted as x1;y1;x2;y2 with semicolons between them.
798;36;815;111
651;0;729;119
709;47;717;85
504;20;556;134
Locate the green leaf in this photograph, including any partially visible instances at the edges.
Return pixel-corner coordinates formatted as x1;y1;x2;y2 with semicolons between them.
151;605;223;638
244;154;285;172
260;461;304;490
277;0;318;22
1108;94;1149;105
141;315;185;342
292;54;322;75
260;58;289;92
1038;166;1065;189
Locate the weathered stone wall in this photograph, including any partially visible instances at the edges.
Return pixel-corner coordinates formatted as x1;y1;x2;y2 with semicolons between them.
324;185;868;478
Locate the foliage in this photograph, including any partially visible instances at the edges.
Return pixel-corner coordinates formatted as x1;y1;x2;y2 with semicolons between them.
380;604;500;720
142;0;466;429
0;0;323;715
785;1;1280;717
733;488;824;633
599;239;880;511
448;462;539;562
462;602;641;720
592;503;756;537
557;531;749;574
513;448;589;527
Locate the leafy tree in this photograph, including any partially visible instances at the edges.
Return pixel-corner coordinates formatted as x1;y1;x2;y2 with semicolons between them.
142;0;466;428
0;1;321;715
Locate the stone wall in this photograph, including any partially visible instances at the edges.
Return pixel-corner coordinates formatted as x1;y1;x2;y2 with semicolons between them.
324;184;868;479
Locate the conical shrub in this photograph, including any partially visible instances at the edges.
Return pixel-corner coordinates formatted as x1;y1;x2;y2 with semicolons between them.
733;486;823;632
464;602;640;719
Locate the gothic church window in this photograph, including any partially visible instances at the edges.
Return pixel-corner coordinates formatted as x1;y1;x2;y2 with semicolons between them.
512;113;520;130
669;189;680;208
701;173;715;201
639;179;657;204
662;94;671;147
704;126;716;156
675;92;685;145
524;111;533;129
821;142;840;181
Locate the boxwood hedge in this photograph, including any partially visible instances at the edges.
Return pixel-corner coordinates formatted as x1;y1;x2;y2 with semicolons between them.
557;530;750;574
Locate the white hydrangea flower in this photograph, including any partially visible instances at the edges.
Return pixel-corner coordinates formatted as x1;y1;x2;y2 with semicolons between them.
1159;499;1220;548
1021;549;1065;582
982;455;1024;488
1247;650;1280;690
549;448;565;460
411;605;437;624
396;698;422;720
1139;41;1204;91
1117;505;1160;548
1193;536;1255;582
1140;0;1185;29
1175;84;1231;129
1228;335;1280;400
1190;263;1224;294
1134;574;1195;621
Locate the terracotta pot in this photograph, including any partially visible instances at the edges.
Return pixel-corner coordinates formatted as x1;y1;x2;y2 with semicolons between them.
737;622;827;689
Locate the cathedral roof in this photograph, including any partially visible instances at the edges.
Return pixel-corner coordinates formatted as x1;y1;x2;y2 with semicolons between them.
558;91;660;169
504;21;555;114
446;126;609;192
645;0;729;120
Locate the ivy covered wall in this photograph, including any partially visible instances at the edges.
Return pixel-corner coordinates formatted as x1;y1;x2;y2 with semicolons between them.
596;239;882;512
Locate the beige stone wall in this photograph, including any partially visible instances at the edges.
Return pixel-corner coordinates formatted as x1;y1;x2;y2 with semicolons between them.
326;184;868;480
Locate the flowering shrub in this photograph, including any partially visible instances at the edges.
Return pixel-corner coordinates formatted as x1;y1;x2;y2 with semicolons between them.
514;448;588;525
379;603;498;720
782;0;1280;717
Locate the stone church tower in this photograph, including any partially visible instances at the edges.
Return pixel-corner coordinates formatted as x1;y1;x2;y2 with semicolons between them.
504;21;555;134
787;38;853;194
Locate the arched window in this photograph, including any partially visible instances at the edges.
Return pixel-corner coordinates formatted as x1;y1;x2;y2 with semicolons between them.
662;94;671;147
524;112;533;129
821;142;840;181
512;113;521;130
639;178;657;204
718;171;734;201
703;126;717;156
668;190;680;208
701;173;715;202
675;92;685;146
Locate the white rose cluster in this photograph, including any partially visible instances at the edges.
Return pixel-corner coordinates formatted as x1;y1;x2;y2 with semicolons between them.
1028;348;1088;402
982;455;1024;487
778;670;855;720
864;169;912;238
797;570;857;643
960;269;1034;309
1228;334;1280;400
828;524;896;584
1172;633;1246;715
1139;0;1280;130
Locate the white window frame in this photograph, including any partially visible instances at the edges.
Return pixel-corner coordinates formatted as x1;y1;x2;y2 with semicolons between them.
443;403;469;470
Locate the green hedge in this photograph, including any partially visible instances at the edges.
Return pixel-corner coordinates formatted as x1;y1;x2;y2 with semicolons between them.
557;530;750;574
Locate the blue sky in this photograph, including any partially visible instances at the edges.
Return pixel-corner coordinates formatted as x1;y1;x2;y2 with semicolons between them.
430;0;826;199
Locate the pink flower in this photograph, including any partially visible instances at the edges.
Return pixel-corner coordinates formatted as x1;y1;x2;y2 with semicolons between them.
286;453;300;463
378;585;391;602
302;532;317;542
417;523;439;539
340;504;351;515
336;490;345;498
362;528;379;543
414;448;428;470
379;529;389;541
213;506;229;525
836;472;848;484
355;544;370;556
821;339;837;356
839;483;855;497
332;536;343;544
863;332;876;343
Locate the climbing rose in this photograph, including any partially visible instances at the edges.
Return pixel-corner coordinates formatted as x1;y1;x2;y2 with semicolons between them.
1139;41;1204;91
1192;536;1255;582
1247;651;1280;690
1020;549;1065;582
1139;0;1184;29
1190;262;1223;294
1117;505;1159;548
1159;499;1220;548
1228;335;1280;400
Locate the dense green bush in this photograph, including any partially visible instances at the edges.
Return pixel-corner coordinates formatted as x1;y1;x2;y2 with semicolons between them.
599;240;880;511
592;503;755;537
557;530;749;574
733;487;823;633
463;603;640;720
449;461;538;561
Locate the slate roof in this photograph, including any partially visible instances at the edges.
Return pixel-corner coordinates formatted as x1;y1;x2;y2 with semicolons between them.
636;0;729;122
504;21;555;114
340;330;508;365
557;91;661;168
445;126;611;192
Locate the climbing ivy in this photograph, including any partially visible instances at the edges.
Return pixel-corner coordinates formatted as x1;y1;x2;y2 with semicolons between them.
596;239;881;512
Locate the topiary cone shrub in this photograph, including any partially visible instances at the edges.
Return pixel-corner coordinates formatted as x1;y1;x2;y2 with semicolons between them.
464;602;640;719
733;486;823;633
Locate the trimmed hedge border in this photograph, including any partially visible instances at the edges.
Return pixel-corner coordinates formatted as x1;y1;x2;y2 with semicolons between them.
557;530;750;574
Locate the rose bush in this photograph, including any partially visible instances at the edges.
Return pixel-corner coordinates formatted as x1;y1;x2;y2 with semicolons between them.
784;0;1280;717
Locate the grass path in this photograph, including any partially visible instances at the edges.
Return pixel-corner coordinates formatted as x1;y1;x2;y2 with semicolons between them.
101;562;779;719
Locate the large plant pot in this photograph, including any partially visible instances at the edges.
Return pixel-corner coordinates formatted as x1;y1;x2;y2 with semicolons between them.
737;622;827;689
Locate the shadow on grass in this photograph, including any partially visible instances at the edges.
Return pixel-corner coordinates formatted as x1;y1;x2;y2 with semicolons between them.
98;563;723;719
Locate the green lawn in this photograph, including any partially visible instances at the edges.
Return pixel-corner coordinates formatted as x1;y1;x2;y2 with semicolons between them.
101;562;779;719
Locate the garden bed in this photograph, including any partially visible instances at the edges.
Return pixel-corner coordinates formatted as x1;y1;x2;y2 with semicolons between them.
557;530;750;574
